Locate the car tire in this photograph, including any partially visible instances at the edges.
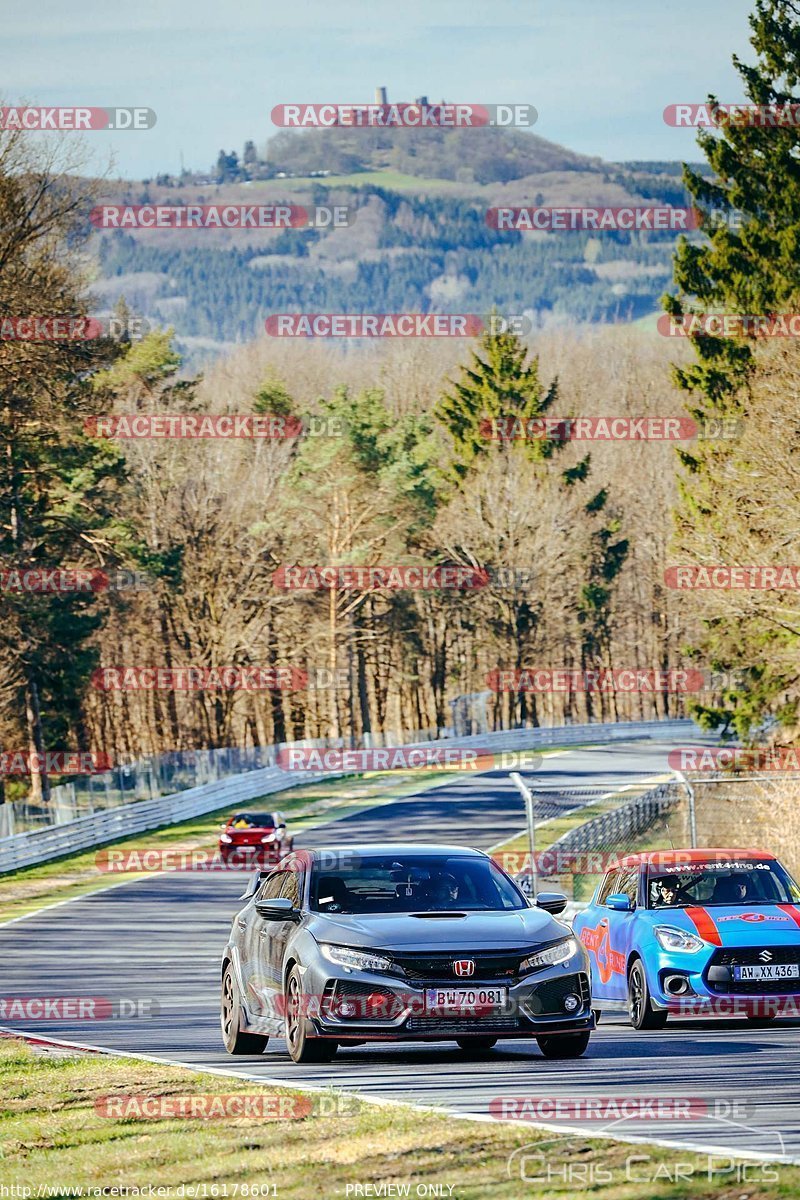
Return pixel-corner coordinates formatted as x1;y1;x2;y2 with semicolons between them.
221;962;268;1055
455;1036;498;1053
746;1014;777;1026
536;1032;591;1059
592;1008;601;1024
628;960;668;1030
285;966;338;1063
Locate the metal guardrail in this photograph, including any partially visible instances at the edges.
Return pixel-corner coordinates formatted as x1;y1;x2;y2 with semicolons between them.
0;718;695;875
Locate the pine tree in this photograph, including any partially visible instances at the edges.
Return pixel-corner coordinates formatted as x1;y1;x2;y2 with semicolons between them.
435;326;559;479
664;0;800;735
665;0;800;447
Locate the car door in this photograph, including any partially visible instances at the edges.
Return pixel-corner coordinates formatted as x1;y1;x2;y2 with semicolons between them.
254;860;306;1021
579;867;634;1001
604;866;640;1000
240;868;288;1017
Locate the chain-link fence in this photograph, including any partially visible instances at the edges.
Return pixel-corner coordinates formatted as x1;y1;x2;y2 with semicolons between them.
509;770;800;907
687;773;800;881
506;779;689;904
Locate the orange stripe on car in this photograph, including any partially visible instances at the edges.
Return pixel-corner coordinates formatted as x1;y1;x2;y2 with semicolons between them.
684;906;722;946
777;903;800;929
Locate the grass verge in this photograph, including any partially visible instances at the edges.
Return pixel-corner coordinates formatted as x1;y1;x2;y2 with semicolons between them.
1;1037;793;1197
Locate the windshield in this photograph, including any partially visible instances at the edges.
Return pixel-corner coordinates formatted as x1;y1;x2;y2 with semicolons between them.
647;859;800;909
309;854;527;914
229;813;276;829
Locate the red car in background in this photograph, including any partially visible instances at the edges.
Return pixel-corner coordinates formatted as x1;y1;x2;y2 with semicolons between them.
219;811;293;867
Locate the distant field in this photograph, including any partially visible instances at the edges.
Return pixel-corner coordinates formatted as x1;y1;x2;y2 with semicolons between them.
260;170;481;195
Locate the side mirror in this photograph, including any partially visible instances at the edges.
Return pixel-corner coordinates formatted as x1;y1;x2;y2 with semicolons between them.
255;896;300;921
535;891;568;915
606;892;635;912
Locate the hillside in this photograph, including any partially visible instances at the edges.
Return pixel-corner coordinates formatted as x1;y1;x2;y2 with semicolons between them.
89;126;704;366
262;124;606;184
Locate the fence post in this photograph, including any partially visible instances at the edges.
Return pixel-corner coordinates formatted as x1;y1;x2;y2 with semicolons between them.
672;769;697;848
510;771;537;898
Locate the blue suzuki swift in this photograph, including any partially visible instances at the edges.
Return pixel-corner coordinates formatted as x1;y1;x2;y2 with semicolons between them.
573;849;800;1028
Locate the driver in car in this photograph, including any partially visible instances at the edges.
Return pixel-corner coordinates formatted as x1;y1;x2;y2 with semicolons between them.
651;874;692;907
423;872;460;908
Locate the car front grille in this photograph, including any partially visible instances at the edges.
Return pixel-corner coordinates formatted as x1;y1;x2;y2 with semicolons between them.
707;947;800;994
405;1014;520;1034
388;945;562;983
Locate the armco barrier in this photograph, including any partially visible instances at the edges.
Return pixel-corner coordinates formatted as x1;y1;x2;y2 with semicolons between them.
0;719;696;874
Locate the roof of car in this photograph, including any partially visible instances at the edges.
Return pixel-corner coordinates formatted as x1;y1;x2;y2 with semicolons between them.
619;848;775;868
307;843;485;858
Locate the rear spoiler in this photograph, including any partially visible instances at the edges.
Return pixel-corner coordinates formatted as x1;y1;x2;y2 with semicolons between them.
239;868;271;901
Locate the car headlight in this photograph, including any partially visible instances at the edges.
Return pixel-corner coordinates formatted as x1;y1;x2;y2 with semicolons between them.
319;944;392;972
520;937;577;973
654;925;705;952
220;833;233;844
261;834;277;844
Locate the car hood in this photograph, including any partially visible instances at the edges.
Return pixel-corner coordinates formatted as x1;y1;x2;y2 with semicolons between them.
646;903;800;947
306;907;568;951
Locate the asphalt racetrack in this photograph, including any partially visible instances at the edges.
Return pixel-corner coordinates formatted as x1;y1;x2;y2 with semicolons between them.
2;737;797;1162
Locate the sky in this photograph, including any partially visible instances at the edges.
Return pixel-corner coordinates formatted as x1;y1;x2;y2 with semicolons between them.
2;0;758;179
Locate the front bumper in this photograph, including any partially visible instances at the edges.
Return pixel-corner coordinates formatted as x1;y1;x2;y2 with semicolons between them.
303;953;594;1041
648;945;800;1017
220;844;283;865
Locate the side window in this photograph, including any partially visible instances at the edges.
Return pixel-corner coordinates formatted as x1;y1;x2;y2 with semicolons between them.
259;871;286;900
280;869;301;908
617;868;639;904
597;871;619;905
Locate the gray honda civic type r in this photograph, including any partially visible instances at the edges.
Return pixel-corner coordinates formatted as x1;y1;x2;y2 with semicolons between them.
220;843;594;1063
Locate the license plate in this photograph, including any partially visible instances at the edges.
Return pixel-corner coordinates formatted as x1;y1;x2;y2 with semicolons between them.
733;963;800;982
424;986;508;1014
